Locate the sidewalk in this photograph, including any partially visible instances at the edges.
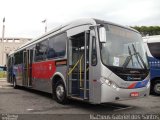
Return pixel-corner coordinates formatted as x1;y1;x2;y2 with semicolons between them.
0;78;7;81
0;78;12;87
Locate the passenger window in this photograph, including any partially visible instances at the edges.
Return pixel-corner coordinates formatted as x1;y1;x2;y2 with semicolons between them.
48;33;66;59
14;52;20;64
91;36;97;65
14;51;23;64
35;40;48;61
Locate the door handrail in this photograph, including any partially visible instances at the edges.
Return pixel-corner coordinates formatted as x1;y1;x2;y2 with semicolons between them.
67;55;83;76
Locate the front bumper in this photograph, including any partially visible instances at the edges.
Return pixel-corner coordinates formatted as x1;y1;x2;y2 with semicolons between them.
100;83;150;103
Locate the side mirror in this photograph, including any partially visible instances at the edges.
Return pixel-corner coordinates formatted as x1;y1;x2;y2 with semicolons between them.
99;27;107;43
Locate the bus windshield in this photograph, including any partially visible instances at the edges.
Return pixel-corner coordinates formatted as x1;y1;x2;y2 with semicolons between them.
100;24;148;69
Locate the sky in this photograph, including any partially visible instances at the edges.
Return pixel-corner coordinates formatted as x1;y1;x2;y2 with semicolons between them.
0;0;160;39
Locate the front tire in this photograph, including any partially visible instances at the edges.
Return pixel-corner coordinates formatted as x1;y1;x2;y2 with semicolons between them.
54;80;67;104
153;81;160;95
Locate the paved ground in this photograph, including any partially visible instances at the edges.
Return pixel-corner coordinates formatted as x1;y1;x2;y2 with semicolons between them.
0;78;160;120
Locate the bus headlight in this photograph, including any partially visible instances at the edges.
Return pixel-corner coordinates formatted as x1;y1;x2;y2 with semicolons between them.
105;79;112;86
100;77;119;89
112;83;117;89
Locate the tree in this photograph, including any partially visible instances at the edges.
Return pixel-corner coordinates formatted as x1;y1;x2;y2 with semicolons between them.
131;26;160;36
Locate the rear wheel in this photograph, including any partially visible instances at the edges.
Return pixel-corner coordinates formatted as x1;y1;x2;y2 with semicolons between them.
153;81;160;95
54;80;67;104
13;77;17;89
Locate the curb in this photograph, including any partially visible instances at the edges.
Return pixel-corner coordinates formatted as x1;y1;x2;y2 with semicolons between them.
0;78;7;82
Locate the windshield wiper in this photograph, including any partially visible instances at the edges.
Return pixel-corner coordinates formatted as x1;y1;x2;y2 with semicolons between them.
132;44;147;69
122;44;147;69
128;46;134;66
122;52;136;69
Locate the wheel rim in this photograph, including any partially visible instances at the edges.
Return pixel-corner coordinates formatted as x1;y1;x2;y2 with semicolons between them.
154;83;160;93
13;80;16;87
56;84;64;101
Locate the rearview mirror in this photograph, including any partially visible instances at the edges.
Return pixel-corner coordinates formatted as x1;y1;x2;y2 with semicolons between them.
99;27;107;43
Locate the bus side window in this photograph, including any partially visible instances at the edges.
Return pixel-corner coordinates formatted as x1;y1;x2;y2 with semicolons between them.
14;52;21;64
91;36;97;66
35;40;48;61
47;33;66;59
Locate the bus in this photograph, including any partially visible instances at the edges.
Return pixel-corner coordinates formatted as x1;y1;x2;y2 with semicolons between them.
143;35;160;95
7;18;150;104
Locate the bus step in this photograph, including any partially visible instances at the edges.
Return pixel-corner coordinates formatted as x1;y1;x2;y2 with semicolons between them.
69;96;85;101
80;88;89;91
69;79;78;81
69;94;79;96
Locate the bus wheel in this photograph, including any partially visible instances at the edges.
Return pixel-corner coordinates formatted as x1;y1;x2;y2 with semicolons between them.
13;78;17;89
153;81;160;95
54;80;67;104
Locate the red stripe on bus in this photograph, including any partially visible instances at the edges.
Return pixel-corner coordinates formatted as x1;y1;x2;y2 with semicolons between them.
128;82;137;89
32;61;56;79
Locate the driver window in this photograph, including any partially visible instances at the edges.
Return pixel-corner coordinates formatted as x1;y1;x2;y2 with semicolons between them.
91;36;97;66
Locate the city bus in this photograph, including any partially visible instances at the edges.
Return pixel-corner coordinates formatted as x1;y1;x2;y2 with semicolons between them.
143;35;160;95
7;18;150;104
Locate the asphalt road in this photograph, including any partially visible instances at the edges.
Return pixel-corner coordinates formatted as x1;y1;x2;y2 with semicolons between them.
0;78;160;120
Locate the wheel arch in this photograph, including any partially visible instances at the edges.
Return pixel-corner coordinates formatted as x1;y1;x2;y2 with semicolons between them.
151;77;160;85
51;72;66;90
150;77;160;94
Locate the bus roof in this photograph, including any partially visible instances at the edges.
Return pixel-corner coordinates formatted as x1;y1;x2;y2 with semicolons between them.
94;19;139;33
11;18;97;54
9;18;139;55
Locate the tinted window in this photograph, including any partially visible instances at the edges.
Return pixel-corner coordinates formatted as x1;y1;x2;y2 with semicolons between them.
148;43;160;59
14;51;23;64
14;52;20;64
48;33;66;59
19;51;23;63
35;40;48;61
91;36;97;65
14;53;18;64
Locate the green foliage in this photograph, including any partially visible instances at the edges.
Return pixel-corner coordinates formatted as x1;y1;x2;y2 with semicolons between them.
131;26;160;36
0;71;6;78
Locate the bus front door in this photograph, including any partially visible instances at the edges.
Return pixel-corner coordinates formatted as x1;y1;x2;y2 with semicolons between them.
68;31;89;100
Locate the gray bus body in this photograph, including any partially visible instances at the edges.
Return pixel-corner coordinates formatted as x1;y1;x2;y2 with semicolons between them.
7;18;150;104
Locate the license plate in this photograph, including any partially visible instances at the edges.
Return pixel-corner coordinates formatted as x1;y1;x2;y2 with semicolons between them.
130;92;139;97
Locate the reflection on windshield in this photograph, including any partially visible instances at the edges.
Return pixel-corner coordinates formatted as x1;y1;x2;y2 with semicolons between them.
122;44;147;69
100;24;148;69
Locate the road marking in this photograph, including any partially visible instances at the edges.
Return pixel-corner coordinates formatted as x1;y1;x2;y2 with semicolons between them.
114;106;133;111
27;108;34;111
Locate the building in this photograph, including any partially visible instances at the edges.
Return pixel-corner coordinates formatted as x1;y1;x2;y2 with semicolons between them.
0;38;31;66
